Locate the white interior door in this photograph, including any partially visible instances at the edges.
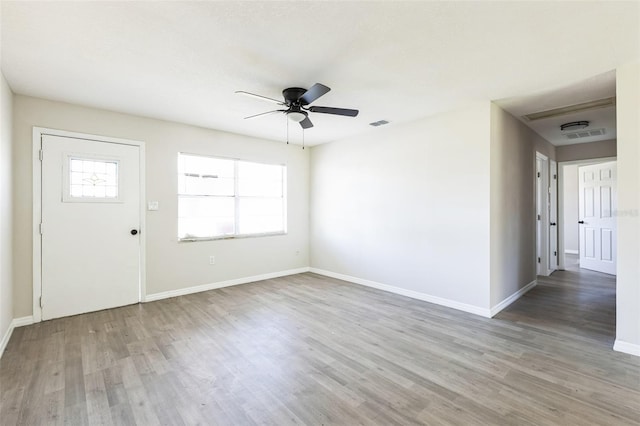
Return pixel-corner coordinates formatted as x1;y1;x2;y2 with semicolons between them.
536;157;543;275
549;160;558;272
578;161;617;275
41;134;141;320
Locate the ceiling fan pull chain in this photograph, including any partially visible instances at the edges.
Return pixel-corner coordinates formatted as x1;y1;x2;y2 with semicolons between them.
286;118;289;144
302;128;305;150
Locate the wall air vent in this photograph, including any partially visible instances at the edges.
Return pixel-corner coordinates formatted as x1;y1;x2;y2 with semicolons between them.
369;120;390;127
564;128;606;140
523;97;616;121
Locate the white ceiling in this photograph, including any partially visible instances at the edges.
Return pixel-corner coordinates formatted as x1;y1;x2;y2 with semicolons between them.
1;1;638;146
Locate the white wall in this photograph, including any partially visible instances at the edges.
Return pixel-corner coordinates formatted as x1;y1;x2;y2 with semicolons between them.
615;62;640;354
310;102;492;313
12;95;309;318
489;103;556;309
563;164;579;253
0;72;14;350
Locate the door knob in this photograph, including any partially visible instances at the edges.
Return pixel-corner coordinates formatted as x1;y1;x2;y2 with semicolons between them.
130;229;138;235
578;221;584;224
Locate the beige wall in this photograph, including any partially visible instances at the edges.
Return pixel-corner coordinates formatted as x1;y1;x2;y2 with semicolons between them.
0;73;13;345
310;102;492;313
12;95;309;318
489;103;556;308
615;62;640;351
556;139;617;162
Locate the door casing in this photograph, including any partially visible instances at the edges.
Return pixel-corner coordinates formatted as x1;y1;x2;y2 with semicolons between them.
32;127;146;323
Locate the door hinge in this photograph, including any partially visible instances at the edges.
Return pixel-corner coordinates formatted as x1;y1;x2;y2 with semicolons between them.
554;251;557;256
39;149;43;161
538;257;541;263
39;296;43;308
537;172;540;178
537;214;541;220
553;174;557;180
39;223;43;235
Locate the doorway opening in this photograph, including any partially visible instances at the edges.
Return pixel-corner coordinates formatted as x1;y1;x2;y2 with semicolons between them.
558;157;617;274
535;152;558;277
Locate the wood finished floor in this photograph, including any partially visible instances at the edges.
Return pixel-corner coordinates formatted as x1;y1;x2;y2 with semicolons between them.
1;267;639;425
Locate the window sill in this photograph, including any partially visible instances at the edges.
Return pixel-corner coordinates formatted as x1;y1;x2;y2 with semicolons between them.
178;231;287;243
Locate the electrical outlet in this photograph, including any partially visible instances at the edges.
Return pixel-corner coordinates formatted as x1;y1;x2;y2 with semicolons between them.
209;256;215;265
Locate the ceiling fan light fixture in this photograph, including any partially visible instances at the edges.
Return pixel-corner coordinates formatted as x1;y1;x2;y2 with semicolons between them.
287;111;307;123
560;121;590;131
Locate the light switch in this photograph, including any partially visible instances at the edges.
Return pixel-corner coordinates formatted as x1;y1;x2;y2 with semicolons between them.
147;201;159;211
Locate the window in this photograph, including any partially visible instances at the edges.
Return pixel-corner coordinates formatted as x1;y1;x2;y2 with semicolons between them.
178;153;286;240
69;158;119;198
62;155;122;203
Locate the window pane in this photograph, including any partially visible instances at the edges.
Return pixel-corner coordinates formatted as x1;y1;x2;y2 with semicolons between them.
238;161;283;197
178;154;235;196
178;196;235;238
238;198;284;234
69;157;119;199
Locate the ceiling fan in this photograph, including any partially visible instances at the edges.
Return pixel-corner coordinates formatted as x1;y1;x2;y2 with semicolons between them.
236;83;359;129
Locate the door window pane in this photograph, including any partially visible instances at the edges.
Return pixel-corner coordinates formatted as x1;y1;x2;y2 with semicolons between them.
69;158;119;199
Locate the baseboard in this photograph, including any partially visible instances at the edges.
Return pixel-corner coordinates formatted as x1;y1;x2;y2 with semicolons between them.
309;268;492;318
614;340;640;357
145;267;311;302
564;249;579;255
0;316;35;358
490;280;537;317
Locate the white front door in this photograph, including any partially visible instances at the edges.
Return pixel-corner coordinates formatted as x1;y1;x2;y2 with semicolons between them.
578;161;617;275
41;134;141;320
549;160;558;272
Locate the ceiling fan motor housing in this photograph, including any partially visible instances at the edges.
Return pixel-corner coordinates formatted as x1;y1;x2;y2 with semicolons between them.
283;87;308;105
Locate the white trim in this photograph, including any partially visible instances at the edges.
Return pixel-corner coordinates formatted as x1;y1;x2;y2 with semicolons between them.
0;324;12;357
489;280;537;317
145;267;310;302
32;127;147;319
12;316;34;327
564;249;579;255
309;268;492;318
613;340;640;357
0;316;34;358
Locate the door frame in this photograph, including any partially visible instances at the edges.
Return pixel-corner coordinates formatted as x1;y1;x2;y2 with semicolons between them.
557;156;616;270
32;127;146;323
549;159;558;273
535;152;551;276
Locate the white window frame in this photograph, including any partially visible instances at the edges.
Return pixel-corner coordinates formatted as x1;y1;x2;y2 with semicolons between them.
178;153;287;242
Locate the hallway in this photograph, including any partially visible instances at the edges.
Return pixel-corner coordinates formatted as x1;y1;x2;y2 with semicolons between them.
497;255;617;348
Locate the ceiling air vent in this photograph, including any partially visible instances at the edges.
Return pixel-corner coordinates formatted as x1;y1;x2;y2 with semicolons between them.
369;120;389;127
565;128;606;140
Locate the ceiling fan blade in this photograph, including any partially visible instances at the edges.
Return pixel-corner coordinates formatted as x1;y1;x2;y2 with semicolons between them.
299;116;314;129
299;83;331;105
236;91;286;106
244;110;285;119
309;106;359;117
